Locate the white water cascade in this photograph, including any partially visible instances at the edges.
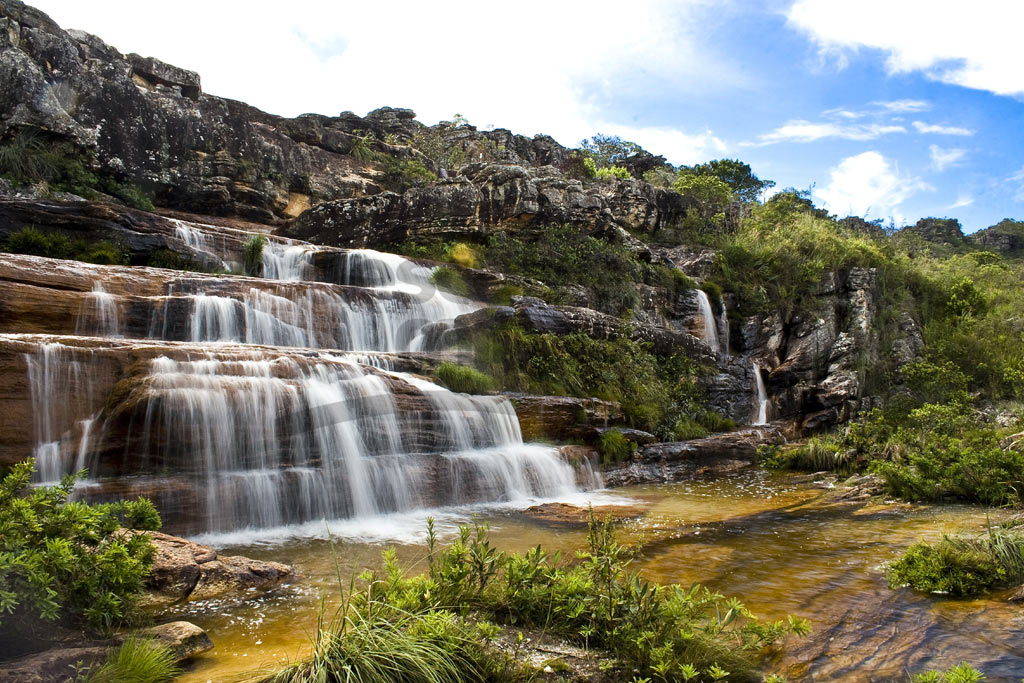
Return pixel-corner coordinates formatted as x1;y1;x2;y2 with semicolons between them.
75;282;121;338
695;290;721;356
752;363;769;426
20;227;599;534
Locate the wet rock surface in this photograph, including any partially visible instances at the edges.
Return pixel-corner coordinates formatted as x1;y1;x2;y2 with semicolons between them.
135;530;296;604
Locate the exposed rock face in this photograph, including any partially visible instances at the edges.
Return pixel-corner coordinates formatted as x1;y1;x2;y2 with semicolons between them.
140;531;295;605
281;163;695;248
727;267;921;433
510;394;623;441
970;219;1024;256
603;427;783;486
904;217;965;247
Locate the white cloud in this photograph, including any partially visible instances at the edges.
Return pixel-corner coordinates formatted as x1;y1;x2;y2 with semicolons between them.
873;99;930;113
929;145;967;171
913;121;975;136
28;0;732;164
815;151;932;219
755;120;904;144
950;195;974;209
788;0;1024;97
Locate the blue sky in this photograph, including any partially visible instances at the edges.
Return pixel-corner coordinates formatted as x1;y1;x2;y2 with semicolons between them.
29;0;1024;232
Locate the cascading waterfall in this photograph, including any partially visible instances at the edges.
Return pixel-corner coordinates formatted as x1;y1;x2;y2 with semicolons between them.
20;226;598;534
752;363;769;426
695;289;720;355
717;300;730;359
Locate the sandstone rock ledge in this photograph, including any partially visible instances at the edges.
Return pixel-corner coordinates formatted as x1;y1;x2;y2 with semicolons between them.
137;530;297;605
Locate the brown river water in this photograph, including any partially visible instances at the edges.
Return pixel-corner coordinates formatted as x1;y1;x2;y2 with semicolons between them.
164;470;1024;682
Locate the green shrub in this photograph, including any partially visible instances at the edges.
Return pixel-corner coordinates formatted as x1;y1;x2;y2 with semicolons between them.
3;227;128;265
888;539;1004;597
380;157;437;193
429;267;470;297
0;460;161;642
490;284;523;305
597;429;635;465
435;362;495;395
912;662;986;683
83;637;180;683
595;165;632;181
97;178;154;211
244;234;268;276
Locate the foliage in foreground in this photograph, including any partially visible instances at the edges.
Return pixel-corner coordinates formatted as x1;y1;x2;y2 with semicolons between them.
82;636;180;683
911;662;986;683
244;233;269;277
0;460;161;639
273;517;809;682
889;522;1024;597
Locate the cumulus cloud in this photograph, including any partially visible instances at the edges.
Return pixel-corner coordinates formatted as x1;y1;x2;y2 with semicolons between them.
755;120;904;144
815;151;932;219
28;0;732;164
929;145;967;171
788;0;1024;97
913;121;975;136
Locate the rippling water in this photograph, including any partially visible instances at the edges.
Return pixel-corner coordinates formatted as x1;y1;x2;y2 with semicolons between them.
169;471;1024;682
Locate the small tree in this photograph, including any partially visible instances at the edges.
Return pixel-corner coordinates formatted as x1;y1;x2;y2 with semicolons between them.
673;174;732;219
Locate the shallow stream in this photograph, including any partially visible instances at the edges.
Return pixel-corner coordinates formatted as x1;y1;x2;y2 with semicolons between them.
167;471;1024;682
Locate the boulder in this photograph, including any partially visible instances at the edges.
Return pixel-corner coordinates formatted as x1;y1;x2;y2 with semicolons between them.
138;530;296;604
136;621;214;660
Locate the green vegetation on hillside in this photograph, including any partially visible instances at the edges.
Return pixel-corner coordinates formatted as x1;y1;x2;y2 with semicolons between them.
473;323;730;439
3;226;129;265
0;127;154;209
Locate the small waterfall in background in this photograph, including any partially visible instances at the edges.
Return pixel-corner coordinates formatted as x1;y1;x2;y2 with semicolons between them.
75;282;121;338
752;363;769;426
717;299;730;359
695;289;721;356
19;226;600;535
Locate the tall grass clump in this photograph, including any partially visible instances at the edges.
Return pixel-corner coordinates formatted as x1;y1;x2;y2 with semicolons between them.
429;266;470;297
912;662;986;683
244;234;268;276
889;522;1024;597
435;362;495;395
83;637;180;683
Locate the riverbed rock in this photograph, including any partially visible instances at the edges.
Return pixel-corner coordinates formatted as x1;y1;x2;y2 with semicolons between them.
139;530;295;604
522;502;646;527
603;427;783;486
136;621;214;660
0;646;112;683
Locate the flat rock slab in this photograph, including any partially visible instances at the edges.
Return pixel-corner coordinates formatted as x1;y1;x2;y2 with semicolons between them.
522;502;647;527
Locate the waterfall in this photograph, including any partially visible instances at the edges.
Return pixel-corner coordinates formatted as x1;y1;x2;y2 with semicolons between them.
24;343;99;484
717;299;730;359
752;363;769;426
261;240;316;281
75;282;121;338
14;232;598;534
695;290;720;355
